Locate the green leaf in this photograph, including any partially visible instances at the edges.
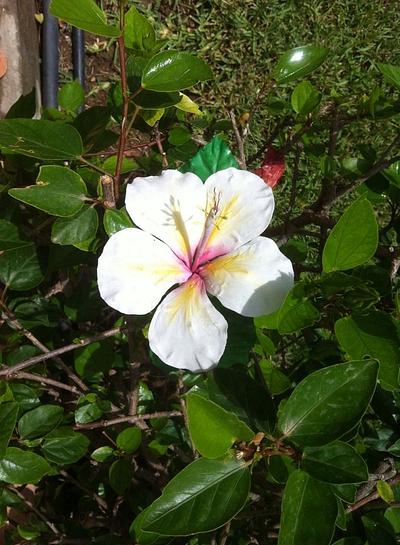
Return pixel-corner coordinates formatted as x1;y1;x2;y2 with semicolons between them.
278;360;378;447
58;80;85;113
103;207;134;236
273;45;329;84
42;428;89;465
0;119;83;159
141;109;165;127
9;166;87;217
142;51;212;92
133;90;181;110
291;81;321;114
302;441;368;484
335;312;400;391
109;459;132;495
378;63;400;90
5;88;37;119
278;470;337;545
18;404;64;440
116;427;142;453
130;507;167;545
168;127;191;146
91;446;115;462
213;367;276;433
0;221;44;290
332;539;362;545
175;93;203;116
51;206;99;249
0;403;18;457
186;393;253;458
0;448;51;484
259;359;291;395
322;198;378;272
377;481;395;503
50;0;120;38
181;136;239;181
75;402;103;424
141;457;250;536
277;283;320;334
124;6;155;51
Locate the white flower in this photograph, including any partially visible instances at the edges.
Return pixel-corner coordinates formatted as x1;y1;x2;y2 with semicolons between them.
97;167;294;372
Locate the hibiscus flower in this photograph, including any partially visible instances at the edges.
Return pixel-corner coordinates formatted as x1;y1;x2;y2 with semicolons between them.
97;168;293;372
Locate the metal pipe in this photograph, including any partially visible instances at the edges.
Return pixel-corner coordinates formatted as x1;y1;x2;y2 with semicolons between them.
41;0;59;108
72;28;85;88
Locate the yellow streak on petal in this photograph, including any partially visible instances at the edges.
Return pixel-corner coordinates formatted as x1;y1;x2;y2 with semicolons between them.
203;251;249;277
205;194;239;246
166;277;203;326
128;263;185;285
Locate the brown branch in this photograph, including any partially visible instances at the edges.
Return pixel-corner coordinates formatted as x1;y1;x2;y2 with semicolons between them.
100;174;116;209
114;14;130;202
219;521;231;545
10;486;60;535
74;410;182;430
126;317;140;416
0;326;123;377
59;470;108;512
3;371;82;395
229;109;246;169
0;303;88;393
346;474;400;514
154;123;168;168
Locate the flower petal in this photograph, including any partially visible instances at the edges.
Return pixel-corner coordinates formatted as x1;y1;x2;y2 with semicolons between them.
196;167;274;264
125;170;206;265
148;275;227;372
201;236;294;317
97;228;190;315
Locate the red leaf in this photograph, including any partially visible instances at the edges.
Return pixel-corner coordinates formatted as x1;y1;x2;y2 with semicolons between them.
254;146;285;189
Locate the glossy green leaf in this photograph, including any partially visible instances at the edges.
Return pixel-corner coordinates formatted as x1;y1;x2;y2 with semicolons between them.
50;0;120;37
42;428;90;465
18;404;64;440
377;481;395;503
51;206;99;249
0;403;18;457
75;402;103;424
331;539;362;545
278;470;337;545
0;448;51;484
141;456;250;536
109;459;132;495
278;360;378;447
58;80;85;113
186;393;253;458
9;166;87;217
273;45;329;84
175;93;203;116
302;441;368;484
91;446;115;462
130;507;167;545
181;136;238;181
141;108;165;126
335;312;399;391
0;119;83;159
0;221;44;290
277;282;320;334
116;427;142;453
124;6;155;51
259;359;291;395
103;208;134;236
322;198;378;272
383;160;400;186
213;367;276;432
291;81;321;114
142;50;212;92
378;63;400;90
384;507;400;533
133;90;181;109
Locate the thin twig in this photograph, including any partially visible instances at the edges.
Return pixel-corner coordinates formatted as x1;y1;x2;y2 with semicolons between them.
219;521;231;545
229;109;246;169
59;470;108;512
346;474;400;514
154;123;168;168
74;410;182;430
101;174;116;209
126;317;140;416
0;303;88;392
10;486;60;535
0;326;123;377
79;156;110;177
3;372;82;395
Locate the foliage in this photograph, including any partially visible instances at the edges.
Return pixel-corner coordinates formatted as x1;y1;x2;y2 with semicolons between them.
0;1;399;544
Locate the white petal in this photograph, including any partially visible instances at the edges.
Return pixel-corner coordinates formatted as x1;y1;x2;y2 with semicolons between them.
125;170;206;266
97;228;190;315
195;167;274;265
201;237;294;317
148;275;227;372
